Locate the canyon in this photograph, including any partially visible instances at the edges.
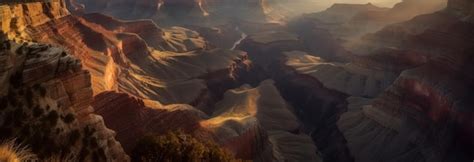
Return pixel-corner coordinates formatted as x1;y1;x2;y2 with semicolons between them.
0;0;473;162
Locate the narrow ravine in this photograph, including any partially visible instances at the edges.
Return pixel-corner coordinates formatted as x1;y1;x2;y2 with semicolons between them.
270;62;354;162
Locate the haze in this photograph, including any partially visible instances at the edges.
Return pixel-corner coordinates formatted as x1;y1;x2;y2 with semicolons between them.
276;0;401;14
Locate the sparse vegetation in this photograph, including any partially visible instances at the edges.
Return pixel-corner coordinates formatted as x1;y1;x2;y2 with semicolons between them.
0;40;107;162
62;113;75;124
9;72;23;88
33;106;43;117
131;131;234;162
45;110;59;126
0;140;37;162
68;130;80;145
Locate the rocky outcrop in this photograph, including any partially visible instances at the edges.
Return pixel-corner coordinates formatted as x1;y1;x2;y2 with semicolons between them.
335;1;474;161
237;31;305;67
0;40;128;161
236;29;353;162
338;57;474;161
70;0;268;24
284;51;397;98
92;80;322;161
22;12;251;112
0;0;69;41
203;80;322;161
289;0;447;53
91;91;207;152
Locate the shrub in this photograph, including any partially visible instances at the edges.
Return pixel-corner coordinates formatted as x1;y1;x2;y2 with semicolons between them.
45;111;59;126
9;72;23;88
62;114;75;124
32;106;43;118
89;137;98;148
78;148;90;162
0;140;37;162
68;130;80;145
131;131;234;162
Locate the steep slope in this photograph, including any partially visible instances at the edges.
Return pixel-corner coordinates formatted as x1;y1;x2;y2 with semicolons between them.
16;12;251;113
284;51;397;98
0;38;128;161
91;81;322;161
203;80;321;161
289;0;447;54
236;2;474;159
0;0;69;41
334;0;474;161
91;92;207;152
70;0;268;24
1;0;254;160
237;29;352;162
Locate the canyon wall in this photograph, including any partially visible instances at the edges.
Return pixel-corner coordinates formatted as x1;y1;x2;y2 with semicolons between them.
91;80;323;161
335;0;474;161
1;0;472;161
70;0;268;24
0;0;69;41
0;38;128;161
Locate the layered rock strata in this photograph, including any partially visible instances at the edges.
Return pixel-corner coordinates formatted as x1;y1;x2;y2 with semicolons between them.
70;0;268;24
0;0;69;40
289;0;447;55
20;12;251;112
0;40;128;161
284;51;397;98
335;0;474;161
203;80;322;161
92;81;323;161
237;30;353;162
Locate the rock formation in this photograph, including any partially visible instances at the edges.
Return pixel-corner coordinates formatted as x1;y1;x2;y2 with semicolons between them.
0;38;128;161
334;0;474;161
91;91;207;152
289;0;447;54
283;51;397;98
204;80;322;161
18;12;251;113
1;0;473;161
92;80;323;161
236;28;353;162
70;0;268;24
0;0;69;41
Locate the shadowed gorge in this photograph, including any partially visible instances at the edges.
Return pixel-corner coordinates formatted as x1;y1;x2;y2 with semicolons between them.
0;0;473;162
